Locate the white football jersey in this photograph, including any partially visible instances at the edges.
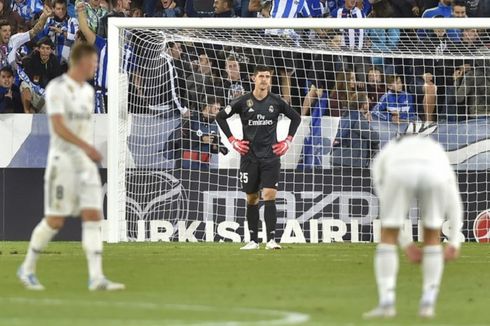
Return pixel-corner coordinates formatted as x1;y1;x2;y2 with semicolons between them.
45;74;94;161
372;135;463;248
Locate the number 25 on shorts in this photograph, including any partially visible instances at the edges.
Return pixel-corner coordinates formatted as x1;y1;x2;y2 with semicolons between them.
240;172;248;184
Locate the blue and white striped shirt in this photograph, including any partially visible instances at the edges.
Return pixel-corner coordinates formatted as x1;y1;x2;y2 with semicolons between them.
94;35;107;91
42;16;79;64
270;0;311;18
336;6;365;50
11;0;43;22
266;0;311;39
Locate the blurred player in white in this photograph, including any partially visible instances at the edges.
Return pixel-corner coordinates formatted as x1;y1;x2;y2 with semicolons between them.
17;43;125;291
364;134;462;319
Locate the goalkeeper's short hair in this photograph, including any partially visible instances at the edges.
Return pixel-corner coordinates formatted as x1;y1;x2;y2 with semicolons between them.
254;65;274;75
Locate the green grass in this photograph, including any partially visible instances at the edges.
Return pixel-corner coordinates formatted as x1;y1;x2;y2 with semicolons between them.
0;242;488;326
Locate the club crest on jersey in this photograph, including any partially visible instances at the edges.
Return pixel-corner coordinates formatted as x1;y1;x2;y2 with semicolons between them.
269;105;274;113
246;99;253;108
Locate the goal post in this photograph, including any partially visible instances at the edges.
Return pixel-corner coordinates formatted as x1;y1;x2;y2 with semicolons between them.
107;17;490;244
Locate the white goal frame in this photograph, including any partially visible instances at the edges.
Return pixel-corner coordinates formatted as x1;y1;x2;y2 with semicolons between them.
107;17;490;243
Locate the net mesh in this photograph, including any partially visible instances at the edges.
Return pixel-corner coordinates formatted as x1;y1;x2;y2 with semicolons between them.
114;25;490;243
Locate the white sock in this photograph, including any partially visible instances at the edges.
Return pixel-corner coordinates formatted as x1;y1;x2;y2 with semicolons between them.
82;221;104;281
421;245;444;306
375;243;399;307
23;219;59;274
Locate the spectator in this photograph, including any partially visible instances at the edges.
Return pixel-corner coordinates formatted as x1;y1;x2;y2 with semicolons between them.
329;70;358;117
42;0;79;65
75;0;108;33
421;0;451;17
20;37;62;113
0;20;10;67
130;6;144;16
155;0;184;17
304;0;327;17
263;0;311;104
447;0;467;42
413;19;452;122
335;0;365;50
11;0;43;23
185;0;215;17
0;65;22;113
328;0;371;16
6;6;52;68
186;53;220;110
367;2;400;67
182;96;228;170
454;51;490;118
331;92;380;168
0;0;22;33
97;0;131;38
366;66;385;110
213;0;234;17
218;55;250;105
372;74;416;123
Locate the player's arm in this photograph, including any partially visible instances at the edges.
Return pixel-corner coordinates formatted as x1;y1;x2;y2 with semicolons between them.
50;115;102;162
76;2;96;45
273;100;301;156
215;100;249;155
444;172;463;261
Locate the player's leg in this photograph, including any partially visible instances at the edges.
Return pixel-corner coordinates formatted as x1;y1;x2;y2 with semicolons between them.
19;158;74;290
419;228;443;318
262;187;281;249
79;163;125;290
18;216;65;290
418;175;446;318
241;192;260;250
364;172;411;318
260;157;281;250
80;209;124;291
240;158;261;250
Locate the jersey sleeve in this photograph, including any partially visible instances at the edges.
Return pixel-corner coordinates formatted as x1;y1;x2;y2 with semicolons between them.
215;97;241;139
279;98;301;138
45;82;65;116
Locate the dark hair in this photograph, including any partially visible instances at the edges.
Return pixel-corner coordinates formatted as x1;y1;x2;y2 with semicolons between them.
452;0;467;8
206;95;219;105
253;65;273;75
54;0;67;7
386;74;400;85
0;65;13;76
37;37;55;49
70;43;97;64
226;55;238;63
111;0;119;8
0;19;10;29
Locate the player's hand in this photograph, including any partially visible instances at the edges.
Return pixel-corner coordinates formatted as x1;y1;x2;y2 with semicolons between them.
5;89;12;99
272;136;293;156
83;144;103;162
228;136;249;155
444;245;460;262
404;243;422;264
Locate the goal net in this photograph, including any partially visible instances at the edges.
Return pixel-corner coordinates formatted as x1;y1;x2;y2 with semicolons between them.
107;18;490;244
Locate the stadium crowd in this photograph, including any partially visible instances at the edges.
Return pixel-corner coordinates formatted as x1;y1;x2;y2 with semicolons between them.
0;0;489;168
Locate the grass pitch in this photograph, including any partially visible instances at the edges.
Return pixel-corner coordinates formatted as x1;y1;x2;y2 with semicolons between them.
0;242;488;326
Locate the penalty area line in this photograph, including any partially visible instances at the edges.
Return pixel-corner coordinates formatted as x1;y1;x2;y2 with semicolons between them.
0;297;310;325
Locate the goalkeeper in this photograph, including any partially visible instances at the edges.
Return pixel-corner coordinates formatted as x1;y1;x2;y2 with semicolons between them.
216;65;301;250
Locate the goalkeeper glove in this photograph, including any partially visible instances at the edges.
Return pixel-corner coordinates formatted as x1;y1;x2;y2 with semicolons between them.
228;136;249;155
272;135;293;156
